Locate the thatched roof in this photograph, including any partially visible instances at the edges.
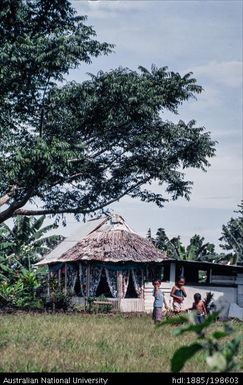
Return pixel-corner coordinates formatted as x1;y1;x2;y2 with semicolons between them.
36;214;169;265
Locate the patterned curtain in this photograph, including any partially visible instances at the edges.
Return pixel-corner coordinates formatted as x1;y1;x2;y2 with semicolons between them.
105;269;118;298
122;270;130;298
89;266;102;297
79;264;88;297
67;264;78;294
131;268;143;298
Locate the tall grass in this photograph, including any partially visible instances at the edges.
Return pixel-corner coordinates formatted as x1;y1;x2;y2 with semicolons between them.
0;313;242;372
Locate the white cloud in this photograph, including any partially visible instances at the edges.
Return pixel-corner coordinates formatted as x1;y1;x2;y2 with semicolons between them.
187;61;243;88
73;0;148;19
170;152;242;210
189;86;222;111
120;149;242;211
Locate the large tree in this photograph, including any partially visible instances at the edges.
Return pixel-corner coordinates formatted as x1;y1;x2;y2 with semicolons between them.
0;0;216;224
219;202;243;264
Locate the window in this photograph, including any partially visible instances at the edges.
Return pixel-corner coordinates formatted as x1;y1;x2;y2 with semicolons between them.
183;265;209;284
146;265;163;281
198;270;208;283
74;277;82;296
125;274;138;298
96;269;112;298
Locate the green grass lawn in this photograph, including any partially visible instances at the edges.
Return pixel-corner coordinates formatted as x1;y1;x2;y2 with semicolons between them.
0;313;242;372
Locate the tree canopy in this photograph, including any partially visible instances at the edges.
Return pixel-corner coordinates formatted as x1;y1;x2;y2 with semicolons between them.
0;0;216;224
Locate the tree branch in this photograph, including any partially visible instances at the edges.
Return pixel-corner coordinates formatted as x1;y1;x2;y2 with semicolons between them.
0;185;18;207
13;178;150;218
0;189;34;223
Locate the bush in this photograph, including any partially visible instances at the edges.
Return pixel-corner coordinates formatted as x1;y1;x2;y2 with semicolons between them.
0;270;43;310
45;288;72;312
43;276;72;311
159;312;241;372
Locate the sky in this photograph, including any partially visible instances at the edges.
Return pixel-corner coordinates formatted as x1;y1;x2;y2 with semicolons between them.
57;0;242;250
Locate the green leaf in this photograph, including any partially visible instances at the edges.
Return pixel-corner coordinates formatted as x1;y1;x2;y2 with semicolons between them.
206;352;227;372
173;312;219;336
223;336;241;361
171;343;203;372
212;331;230;340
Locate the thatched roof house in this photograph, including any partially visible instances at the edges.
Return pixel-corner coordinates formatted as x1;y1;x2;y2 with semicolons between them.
38;214;168;264
37;214;169;312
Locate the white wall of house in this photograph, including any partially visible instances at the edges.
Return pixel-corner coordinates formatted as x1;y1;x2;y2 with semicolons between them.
119;298;144;312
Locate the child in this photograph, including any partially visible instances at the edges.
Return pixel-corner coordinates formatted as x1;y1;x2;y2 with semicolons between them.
152;279;168;323
191;293;207;324
170;276;187;313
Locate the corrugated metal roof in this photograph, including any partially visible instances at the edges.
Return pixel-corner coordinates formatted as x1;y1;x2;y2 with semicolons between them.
35;217;107;265
173;259;243;271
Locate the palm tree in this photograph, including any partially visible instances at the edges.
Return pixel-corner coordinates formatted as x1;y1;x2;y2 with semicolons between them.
146;228;155;244
166;236;187;260
186;234;216;262
154;227;169;251
219;202;243;265
149;227;217;261
0;254;13;282
0;215;64;270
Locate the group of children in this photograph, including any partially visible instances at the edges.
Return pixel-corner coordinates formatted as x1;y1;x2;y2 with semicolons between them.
152;276;207;324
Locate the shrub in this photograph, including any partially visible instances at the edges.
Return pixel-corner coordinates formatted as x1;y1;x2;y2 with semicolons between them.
0;270;43;310
159;312;241;372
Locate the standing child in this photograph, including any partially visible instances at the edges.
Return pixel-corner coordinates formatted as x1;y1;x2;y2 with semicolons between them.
152;279;168;323
170;276;187;313
191;293;207;324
